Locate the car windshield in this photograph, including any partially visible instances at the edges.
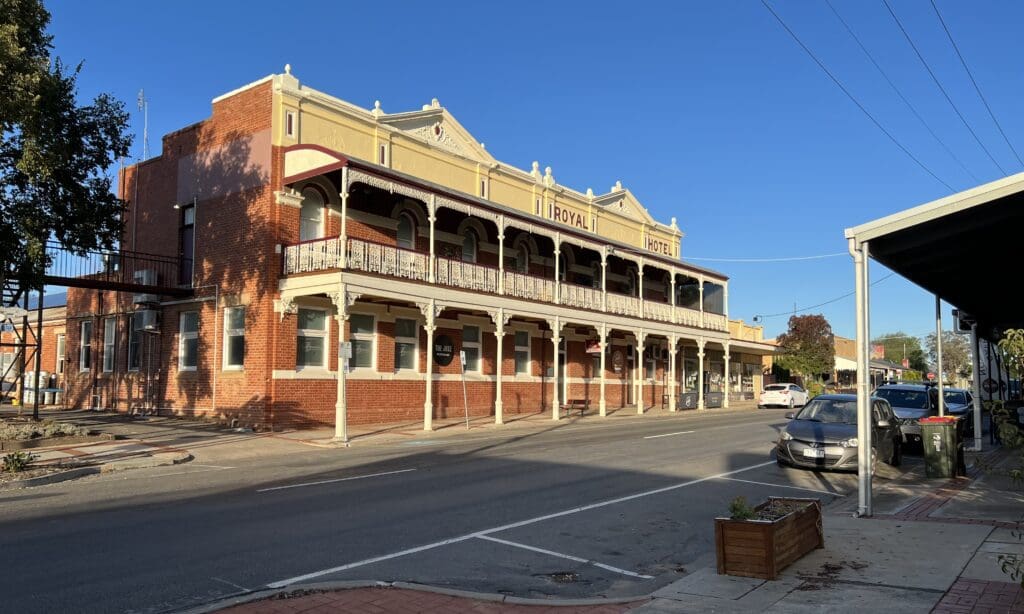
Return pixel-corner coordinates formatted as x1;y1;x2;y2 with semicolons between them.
765;385;787;391
794;399;856;424
874;388;929;409
944;391;967;405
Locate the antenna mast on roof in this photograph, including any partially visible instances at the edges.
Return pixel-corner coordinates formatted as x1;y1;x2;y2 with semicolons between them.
137;89;149;160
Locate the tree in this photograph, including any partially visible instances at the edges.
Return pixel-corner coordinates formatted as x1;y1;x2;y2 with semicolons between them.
926;331;972;382
775;314;835;380
1;0;131;295
872;331;928;372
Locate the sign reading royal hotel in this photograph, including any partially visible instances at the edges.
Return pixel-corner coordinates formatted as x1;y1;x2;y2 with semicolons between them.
59;67;774;432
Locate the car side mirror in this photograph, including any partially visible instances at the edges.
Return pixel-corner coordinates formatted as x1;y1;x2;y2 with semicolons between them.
876;419;890;428
785;412;795;419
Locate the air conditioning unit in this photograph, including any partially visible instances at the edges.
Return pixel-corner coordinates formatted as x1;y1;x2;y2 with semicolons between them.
134;309;160;332
133;269;159;305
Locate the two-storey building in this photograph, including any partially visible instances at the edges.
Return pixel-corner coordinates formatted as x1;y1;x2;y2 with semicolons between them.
63;68;774;430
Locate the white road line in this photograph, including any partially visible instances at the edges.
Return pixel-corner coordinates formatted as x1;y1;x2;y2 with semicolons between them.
210;576;250;592
643;431;695;439
717;477;840;496
476;535;654;579
257;468;417;493
265;459;775;588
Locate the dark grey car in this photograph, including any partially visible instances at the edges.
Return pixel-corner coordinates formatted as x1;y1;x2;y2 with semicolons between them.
775;394;903;471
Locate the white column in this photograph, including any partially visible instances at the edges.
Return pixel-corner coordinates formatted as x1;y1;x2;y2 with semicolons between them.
936;296;945;417
670;273;677;324
636;329;647;414
492;308;506;425
423;300;438;431
428;196;437;283
723;343;731;409
699;276;705;328
697;338;706;410
554;234;561;305
339;167;349;269
970;323;983;451
601;252;608;312
599;323;608;416
331;283;349;442
850;237;872;517
669;335;678;412
551;316;561;420
497;216;505;295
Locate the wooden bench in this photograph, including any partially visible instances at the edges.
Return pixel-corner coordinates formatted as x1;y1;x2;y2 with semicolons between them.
560;398;590;417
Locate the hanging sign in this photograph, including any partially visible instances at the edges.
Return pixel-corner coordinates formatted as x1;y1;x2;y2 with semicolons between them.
433;335;455;366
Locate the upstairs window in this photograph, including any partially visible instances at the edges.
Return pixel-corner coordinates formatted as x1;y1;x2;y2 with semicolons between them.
300;187;324;242
516;243;530;274
462;230;478;263
396;213;415;250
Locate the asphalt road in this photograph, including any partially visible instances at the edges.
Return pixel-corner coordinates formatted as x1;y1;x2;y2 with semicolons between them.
0;408;868;613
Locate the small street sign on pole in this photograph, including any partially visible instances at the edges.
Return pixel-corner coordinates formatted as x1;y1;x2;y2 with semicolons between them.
459;350;469;430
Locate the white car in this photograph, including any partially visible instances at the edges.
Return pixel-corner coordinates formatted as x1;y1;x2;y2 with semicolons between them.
758;383;809;409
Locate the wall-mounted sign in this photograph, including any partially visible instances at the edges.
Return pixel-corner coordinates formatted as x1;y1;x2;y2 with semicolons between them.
552;204;589;230
433;335;455;366
612;349;624;374
645;235;674;256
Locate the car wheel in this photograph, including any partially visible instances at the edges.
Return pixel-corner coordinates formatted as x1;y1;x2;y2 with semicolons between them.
890;440;902;467
776;455;788;467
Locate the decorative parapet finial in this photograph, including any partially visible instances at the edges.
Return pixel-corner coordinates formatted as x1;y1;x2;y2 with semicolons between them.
670;216;678;230
372;100;383;118
544;166;554;186
431;97;440;108
284;63;291;75
586;188;594;200
531;161;541;180
613;180;623;192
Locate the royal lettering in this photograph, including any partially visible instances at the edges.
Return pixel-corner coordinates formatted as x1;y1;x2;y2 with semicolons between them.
645;236;674;257
551;205;588;230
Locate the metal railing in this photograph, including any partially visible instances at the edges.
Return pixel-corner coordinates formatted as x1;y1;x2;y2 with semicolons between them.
43;241;189;295
281;235;729;332
560;282;602;311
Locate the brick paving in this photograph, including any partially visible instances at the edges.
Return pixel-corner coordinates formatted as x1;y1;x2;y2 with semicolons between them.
933;579;1024;614
217;587;643;614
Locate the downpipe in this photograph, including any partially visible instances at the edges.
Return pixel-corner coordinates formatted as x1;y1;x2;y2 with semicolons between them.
849;238;872;517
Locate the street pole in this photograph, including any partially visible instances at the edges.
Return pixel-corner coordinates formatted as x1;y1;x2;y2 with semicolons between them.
936;296;945;417
850;238;872;517
460;350;469;430
970;323;983;451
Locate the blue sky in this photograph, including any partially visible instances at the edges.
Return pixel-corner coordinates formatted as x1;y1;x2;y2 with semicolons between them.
46;0;1024;342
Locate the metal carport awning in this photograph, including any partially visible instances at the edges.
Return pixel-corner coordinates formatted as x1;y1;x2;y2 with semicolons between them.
844;171;1024;517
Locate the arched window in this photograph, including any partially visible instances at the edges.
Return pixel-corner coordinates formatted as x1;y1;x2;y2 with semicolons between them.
299;188;324;242
516;243;530;273
558;253;568;282
462;230;478;263
626;268;637;297
592;262;602;289
396;213;415;250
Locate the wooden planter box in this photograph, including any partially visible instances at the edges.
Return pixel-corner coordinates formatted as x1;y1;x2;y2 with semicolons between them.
714;497;824;580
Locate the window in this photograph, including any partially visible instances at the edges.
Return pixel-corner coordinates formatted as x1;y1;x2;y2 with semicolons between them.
350;314;375;369
285;110;296;138
645;346;656;380
1;353;14;379
296;308;328;369
223;307;245;369
299;187;324;242
591;263;602;289
591;354;601;378
462;326;480;373
102;317;116;372
516;243;529;274
514;331;530;375
480;179;487;198
79;321;92;371
178;311;199;371
56;334;66;375
626;269;637;296
462;230;478;263
535;198;541;215
558;254;567;282
396;213;415;250
179;204;195;285
394;318;418;371
127;314;141;371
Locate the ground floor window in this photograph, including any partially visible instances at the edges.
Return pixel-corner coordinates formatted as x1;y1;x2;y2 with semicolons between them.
394;318;417;371
224;307;245;369
350;313;375;369
462;325;480;373
297;307;328;369
127;314;141;371
514;331;530;374
56;334;66;375
79;321;92;371
179;312;199;371
684;357;698;391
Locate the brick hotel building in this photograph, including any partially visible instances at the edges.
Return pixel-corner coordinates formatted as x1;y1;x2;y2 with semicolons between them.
62;68;775;430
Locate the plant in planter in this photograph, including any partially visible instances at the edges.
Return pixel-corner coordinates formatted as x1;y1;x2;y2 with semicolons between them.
715;496;824;580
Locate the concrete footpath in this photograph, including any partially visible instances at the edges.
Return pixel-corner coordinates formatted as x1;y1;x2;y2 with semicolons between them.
192;448;1024;614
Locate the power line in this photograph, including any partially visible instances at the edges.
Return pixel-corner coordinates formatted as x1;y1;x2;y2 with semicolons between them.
825;0;979;184
929;0;1024;168
687;252;847;263
760;1;954;191
754;272;896;320
882;0;1006;176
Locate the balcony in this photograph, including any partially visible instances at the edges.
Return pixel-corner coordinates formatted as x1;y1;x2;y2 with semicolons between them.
283;236;727;332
